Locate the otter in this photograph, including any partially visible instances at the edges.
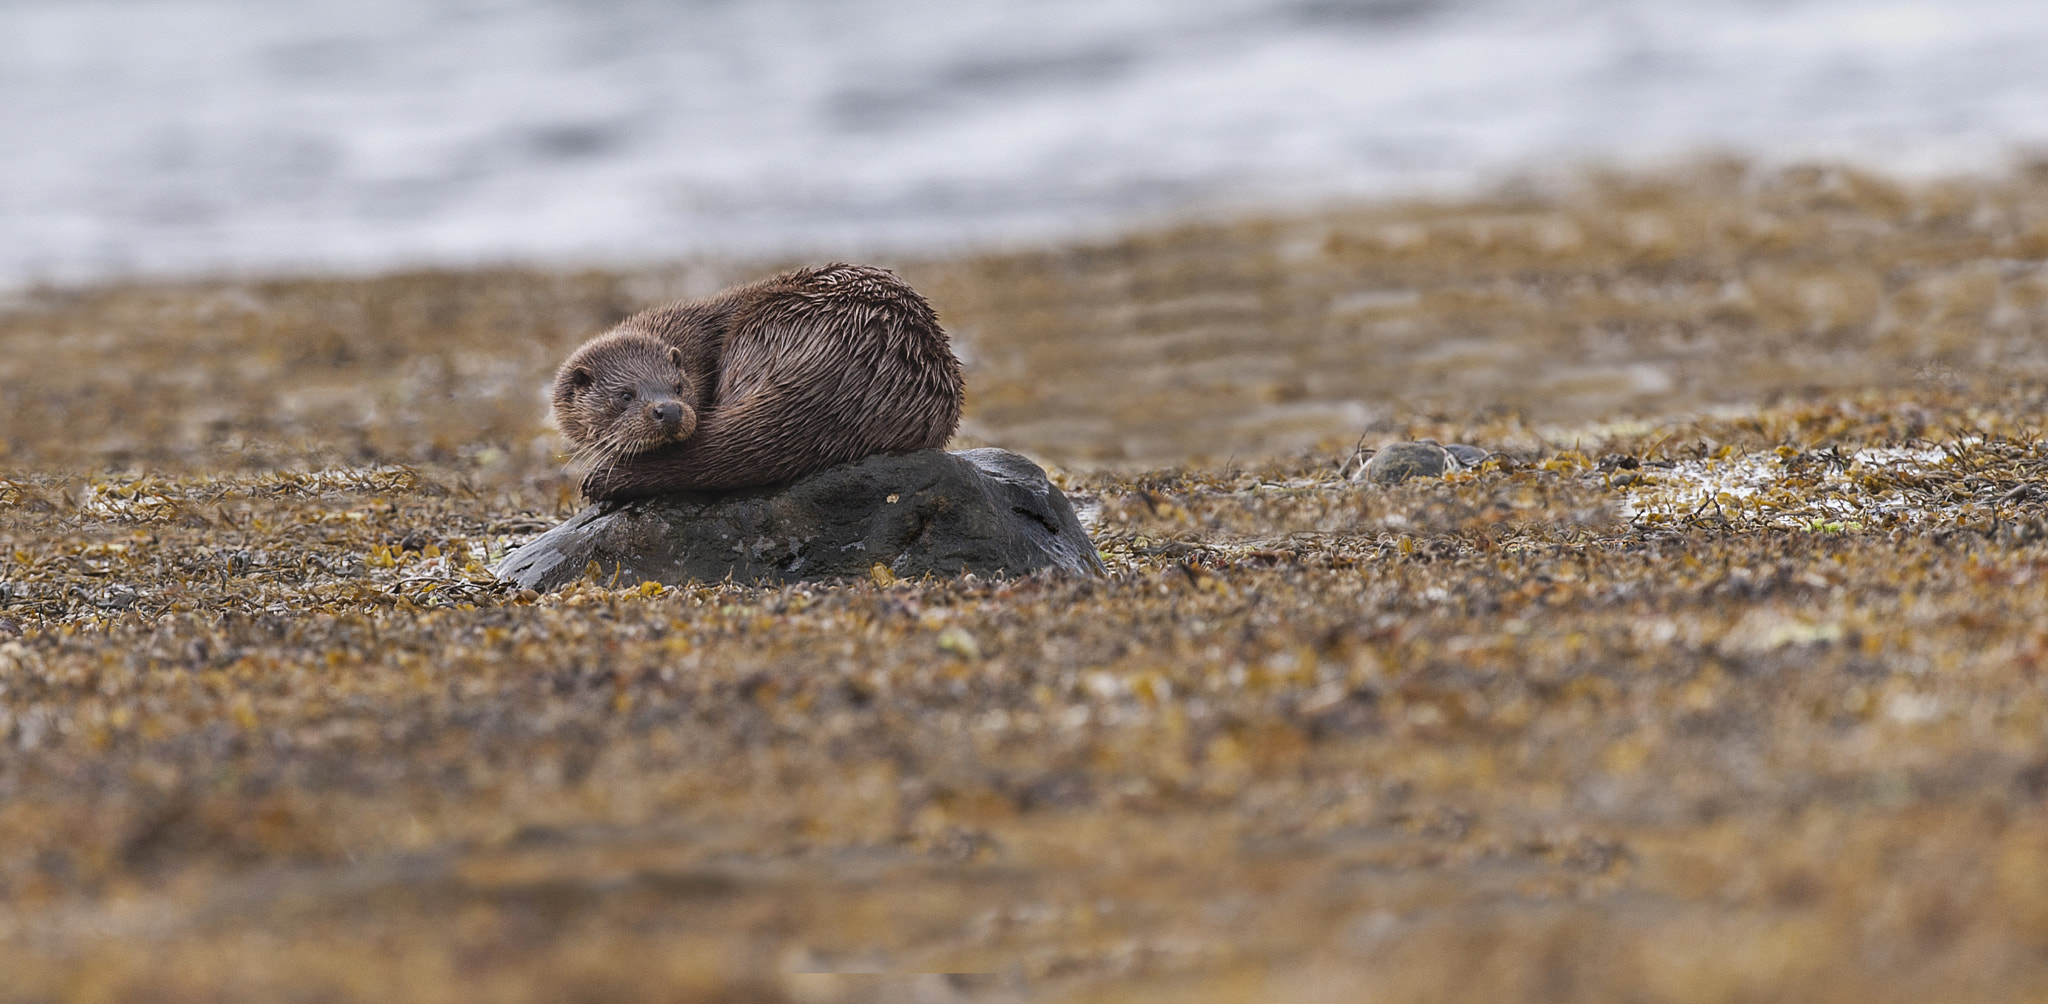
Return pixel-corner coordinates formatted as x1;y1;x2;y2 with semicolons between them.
551;263;965;501
551;333;699;473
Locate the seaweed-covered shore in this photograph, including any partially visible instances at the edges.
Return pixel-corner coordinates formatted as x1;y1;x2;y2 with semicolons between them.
7;163;2048;1001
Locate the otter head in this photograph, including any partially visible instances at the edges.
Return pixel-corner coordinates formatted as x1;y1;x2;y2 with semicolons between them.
551;332;698;463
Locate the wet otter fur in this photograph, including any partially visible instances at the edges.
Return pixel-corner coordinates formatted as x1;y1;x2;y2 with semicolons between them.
551;333;699;478
552;263;965;500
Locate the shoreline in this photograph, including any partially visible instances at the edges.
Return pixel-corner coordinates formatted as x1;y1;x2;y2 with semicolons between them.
8;158;2048;474
5;159;2048;1000
12;149;2048;298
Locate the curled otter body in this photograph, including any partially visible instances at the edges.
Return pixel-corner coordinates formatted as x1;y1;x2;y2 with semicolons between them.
551;263;965;501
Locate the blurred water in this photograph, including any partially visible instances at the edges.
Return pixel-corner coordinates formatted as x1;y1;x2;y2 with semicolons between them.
5;0;2048;286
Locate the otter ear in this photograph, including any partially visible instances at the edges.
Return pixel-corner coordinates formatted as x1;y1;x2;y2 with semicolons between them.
567;366;594;390
668;346;684;368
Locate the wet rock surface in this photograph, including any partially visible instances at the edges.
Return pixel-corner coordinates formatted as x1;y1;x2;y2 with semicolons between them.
495;448;1105;591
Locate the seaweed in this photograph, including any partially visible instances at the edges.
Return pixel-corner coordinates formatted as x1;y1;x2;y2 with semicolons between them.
5;161;2048;1001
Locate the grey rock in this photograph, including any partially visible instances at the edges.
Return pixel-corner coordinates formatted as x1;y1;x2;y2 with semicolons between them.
1356;439;1492;485
494;448;1106;592
1442;443;1493;468
1360;441;1449;484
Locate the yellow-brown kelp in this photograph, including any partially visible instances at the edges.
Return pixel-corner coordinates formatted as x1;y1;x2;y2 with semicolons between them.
5;161;2048;1001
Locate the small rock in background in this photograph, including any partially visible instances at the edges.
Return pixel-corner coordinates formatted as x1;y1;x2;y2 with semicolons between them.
1441;443;1492;468
495;448;1105;592
1356;439;1493;485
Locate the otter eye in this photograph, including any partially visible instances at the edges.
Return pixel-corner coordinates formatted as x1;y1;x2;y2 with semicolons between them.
673;383;685;395
617;390;635;403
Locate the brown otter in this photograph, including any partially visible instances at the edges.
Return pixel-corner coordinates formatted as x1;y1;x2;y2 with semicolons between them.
551;333;699;475
551;263;965;500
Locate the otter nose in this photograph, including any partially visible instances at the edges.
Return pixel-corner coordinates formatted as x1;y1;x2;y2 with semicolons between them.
652;402;683;426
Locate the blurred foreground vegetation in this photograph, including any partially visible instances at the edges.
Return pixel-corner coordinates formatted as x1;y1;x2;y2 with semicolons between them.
6;162;2048;1001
